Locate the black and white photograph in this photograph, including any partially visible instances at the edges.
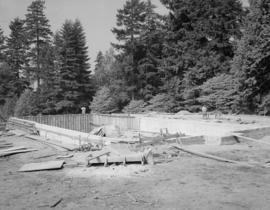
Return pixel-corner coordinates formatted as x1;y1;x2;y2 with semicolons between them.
1;0;270;209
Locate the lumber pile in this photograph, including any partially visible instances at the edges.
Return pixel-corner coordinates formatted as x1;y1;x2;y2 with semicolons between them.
0;140;13;149
0;146;37;157
19;160;65;172
6;118;38;134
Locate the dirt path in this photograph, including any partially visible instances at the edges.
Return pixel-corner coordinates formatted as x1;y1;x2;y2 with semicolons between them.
1;135;270;210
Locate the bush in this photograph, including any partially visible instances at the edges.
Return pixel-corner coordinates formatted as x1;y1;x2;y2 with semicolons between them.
123;100;147;114
259;93;270;115
144;94;179;113
14;89;38;117
89;87;119;113
0;96;18;120
197;74;238;112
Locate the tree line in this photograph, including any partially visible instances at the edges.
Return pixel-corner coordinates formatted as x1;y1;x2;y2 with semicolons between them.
0;0;270;118
0;0;94;118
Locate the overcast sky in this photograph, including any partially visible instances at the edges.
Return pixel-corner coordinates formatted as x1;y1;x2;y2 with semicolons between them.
0;0;249;69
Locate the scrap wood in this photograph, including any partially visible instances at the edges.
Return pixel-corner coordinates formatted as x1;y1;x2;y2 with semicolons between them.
233;134;270;146
171;145;253;167
0;148;37;157
50;198;63;208
0;143;13;148
0;142;13;146
0;145;13;149
87;151;110;161
0;146;28;152
18;160;65;172
85;134;140;144
56;154;74;159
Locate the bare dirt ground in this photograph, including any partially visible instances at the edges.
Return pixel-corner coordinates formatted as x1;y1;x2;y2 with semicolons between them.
2;133;270;210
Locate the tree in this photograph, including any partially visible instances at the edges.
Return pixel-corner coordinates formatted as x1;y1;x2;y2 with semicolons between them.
6;18;29;79
37;43;59;114
55;20;94;113
160;0;243;110
14;89;38;116
0;27;6;62
6;18;29;95
25;0;52;87
144;93;180;112
0;63;24;105
112;0;153;99
94;48;119;87
123;99;147;113
197;74;239;112
90;87;119;113
137;0;165;100
232;0;270;113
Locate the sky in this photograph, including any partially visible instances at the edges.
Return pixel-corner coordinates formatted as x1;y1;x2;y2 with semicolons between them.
0;0;167;69
0;0;249;69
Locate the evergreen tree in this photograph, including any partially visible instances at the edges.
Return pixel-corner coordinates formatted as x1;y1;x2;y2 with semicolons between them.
6;18;29;93
94;51;104;73
137;0;164;100
160;0;243;111
38;43;59;114
112;0;152;99
25;0;52;87
55;20;94;113
0;27;6;62
90;87;119;114
232;0;270;113
92;48;130;112
0;63;20;105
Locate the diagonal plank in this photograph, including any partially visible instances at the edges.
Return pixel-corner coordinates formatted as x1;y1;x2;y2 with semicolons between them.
19;160;65;172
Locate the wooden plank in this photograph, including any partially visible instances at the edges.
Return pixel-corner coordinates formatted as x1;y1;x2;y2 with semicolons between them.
18;160;65;172
0;149;37;157
233;134;270;146
172;145;253;167
0;146;28;153
56;154;73;159
87;151;110;162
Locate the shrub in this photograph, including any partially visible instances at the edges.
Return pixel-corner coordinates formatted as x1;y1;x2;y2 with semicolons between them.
0;96;18;120
144;94;179;113
14;89;38;117
89;87;119;113
123;100;147;114
198;74;238;112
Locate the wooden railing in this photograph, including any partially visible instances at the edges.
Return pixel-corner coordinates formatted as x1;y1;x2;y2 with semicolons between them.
20;113;140;133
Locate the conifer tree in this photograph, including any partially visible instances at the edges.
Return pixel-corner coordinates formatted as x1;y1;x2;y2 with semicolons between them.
25;0;52;87
232;0;270;113
160;0;243;111
112;0;152;99
0;27;6;62
55;20;94;113
137;0;164;100
6;18;29;81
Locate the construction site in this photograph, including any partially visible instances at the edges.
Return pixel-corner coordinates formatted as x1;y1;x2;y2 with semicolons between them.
1;112;270;209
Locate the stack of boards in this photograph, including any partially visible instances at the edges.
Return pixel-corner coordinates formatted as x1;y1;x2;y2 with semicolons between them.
0;146;37;157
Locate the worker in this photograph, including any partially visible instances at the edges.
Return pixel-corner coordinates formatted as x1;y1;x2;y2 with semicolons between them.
81;107;86;114
202;105;208;119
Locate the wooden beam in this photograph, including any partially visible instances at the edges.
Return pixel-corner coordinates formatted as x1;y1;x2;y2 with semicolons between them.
18;160;65;172
171;145;253;167
233;134;270;146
